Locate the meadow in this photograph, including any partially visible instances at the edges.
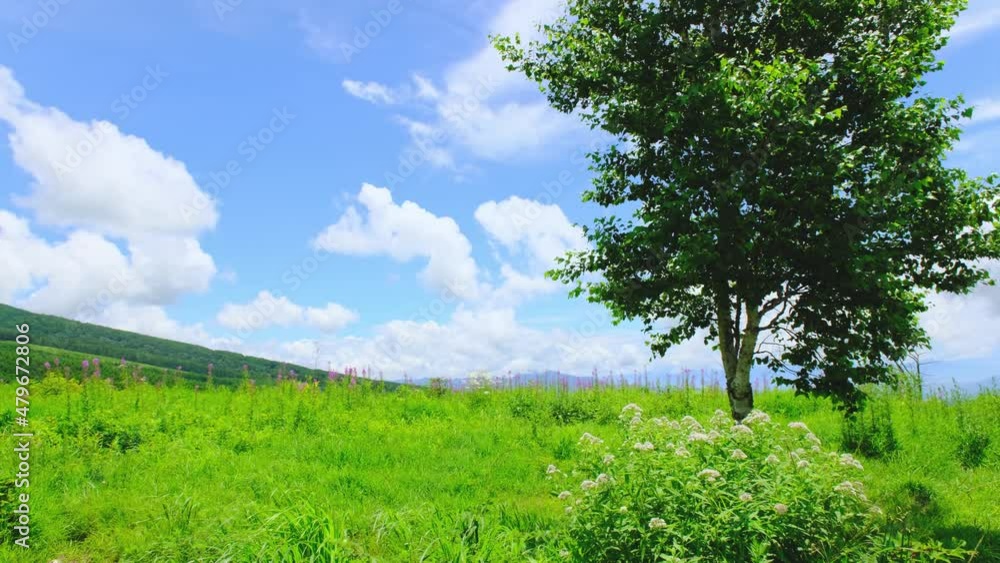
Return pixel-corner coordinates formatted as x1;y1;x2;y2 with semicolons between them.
0;365;998;561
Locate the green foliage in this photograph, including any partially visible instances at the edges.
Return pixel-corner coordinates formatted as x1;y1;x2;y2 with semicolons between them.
549;405;965;561
0;380;996;560
841;395;900;459
955;421;992;470
493;0;1000;417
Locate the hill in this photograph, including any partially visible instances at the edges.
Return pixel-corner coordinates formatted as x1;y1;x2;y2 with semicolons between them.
0;303;392;387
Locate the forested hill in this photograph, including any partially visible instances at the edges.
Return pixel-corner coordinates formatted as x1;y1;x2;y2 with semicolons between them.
0;303;380;386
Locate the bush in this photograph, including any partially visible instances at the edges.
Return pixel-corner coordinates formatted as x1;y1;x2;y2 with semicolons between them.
548;405;968;562
955;426;991;470
841;398;899;459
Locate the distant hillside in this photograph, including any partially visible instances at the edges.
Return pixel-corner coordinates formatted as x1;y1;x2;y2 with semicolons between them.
0;304;392;387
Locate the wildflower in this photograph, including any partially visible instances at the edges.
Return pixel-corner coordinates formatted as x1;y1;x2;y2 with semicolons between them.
698;468;722;482
579;433;604;445
688;431;712;443
805;433;821;445
630;415;643;426
744;410;771;424
834;481;857;495
739;492;753;502
668;420;682;430
675;447;691;457
707;430;721;441
547;464;560;475
43;361;51;370
602;454;615;465
595;473;609;485
788;422;809;431
559;549;570;558
797;460;810;469
680;415;703;430
839;454;863;470
558;491;572;500
618;506;628;513
774;503;789;515
652;417;668;426
710;409;729;426
581;480;597;490
765;454;780;464
633;441;655;452
648;518;667;529
565;506;573;514
731;424;753;435
621;403;643;415
731;449;748;460
82;359;90;370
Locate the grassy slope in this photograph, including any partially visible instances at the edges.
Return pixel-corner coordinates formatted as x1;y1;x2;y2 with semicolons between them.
0;382;997;561
0;304;395;387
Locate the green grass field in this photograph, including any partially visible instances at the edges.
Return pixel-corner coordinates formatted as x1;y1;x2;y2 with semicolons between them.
1;371;997;561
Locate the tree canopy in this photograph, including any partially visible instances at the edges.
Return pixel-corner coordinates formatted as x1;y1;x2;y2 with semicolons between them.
494;0;999;419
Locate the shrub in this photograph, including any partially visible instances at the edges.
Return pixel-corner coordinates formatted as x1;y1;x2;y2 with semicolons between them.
841;397;899;459
549;405;967;562
955;426;991;470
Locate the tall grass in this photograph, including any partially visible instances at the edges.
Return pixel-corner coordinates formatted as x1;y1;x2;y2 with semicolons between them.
0;372;997;561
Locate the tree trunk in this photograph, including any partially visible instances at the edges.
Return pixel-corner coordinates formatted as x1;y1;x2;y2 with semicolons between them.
717;301;761;422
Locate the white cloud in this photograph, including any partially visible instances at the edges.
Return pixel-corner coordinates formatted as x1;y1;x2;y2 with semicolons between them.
966;99;1000;127
412;73;440;100
312;183;483;299
948;3;1000;42
921;260;1000;360
342;79;397;105
0;210;215;317
216;290;359;333
0;67;217;320
304;302;360;332
341;0;578;168
0;66;218;238
476;196;587;270
263;305;721;379
91;302;241;351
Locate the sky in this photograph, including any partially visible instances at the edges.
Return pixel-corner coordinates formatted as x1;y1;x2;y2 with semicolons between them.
0;0;998;386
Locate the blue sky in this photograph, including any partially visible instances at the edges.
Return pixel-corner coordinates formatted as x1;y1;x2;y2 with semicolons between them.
0;0;998;386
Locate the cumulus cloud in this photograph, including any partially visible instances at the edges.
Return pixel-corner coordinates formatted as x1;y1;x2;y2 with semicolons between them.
0;210;215;318
0;66;218;238
216;290;359;333
921;261;1000;360
264;305;720;378
0;66;217;320
340;0;578;168
312;183;483;299
475;196;587;270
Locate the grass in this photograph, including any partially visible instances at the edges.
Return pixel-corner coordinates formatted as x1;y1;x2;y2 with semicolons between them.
0;373;997;561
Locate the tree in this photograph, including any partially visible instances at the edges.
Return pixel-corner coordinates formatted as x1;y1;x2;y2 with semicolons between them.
494;0;999;420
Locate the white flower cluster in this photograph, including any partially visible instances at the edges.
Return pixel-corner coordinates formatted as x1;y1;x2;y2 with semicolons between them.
633;441;655;452
579;432;604;446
